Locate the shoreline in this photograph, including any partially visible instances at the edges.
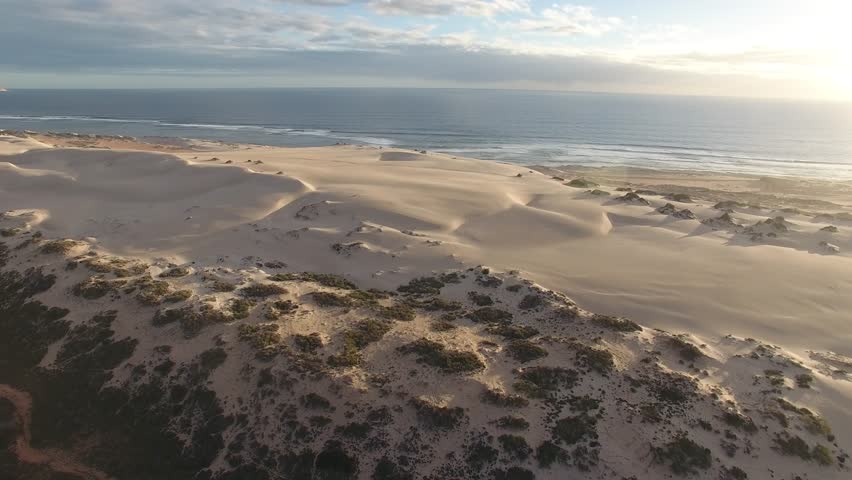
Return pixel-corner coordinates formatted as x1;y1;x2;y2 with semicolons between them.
3;126;851;182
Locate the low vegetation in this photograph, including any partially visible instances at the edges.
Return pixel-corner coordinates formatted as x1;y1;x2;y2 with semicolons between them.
398;338;485;373
591;314;642;333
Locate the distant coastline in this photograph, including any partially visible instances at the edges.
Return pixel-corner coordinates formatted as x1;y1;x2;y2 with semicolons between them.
1;88;851;179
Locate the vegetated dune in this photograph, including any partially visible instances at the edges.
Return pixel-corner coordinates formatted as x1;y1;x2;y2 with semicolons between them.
0;133;851;479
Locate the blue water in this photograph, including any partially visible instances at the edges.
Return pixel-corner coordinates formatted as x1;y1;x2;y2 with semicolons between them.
1;89;851;179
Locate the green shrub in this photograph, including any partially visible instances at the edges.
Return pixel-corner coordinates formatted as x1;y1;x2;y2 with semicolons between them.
328;320;392;368
468;291;493;306
535;441;568;468
38;239;80;255
467;307;513;324
481;388;529;408
398;338;485;374
652;434;712;475
552;415;597;445
410;398;466;429
199;347;227;371
506;340;548;363
72;277;126;300
487;324;539;339
514;366;578;398
238;323;285;360
269;272;357;290
669;336;703;361
377;303;416;321
812;444;834;466
498;434;531;460
774;434;812;460
591;314;642;332
795;373;814;389
239;283;287;298
164;289;192;303
722;411;758;434
229;298;255;319
574;344;615;374
293;333;324;354
208;279;236;292
312;291;353;308
495;416;529;430
397;276;444;295
518;294;543;310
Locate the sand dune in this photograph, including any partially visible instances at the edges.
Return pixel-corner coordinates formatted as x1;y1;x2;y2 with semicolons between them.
1;133;851;479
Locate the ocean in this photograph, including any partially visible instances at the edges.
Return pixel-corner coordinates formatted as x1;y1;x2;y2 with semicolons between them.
1;88;851;179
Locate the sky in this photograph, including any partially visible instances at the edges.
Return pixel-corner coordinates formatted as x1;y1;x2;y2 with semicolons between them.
1;0;851;100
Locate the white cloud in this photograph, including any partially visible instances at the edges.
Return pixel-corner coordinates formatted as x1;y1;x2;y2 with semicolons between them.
368;0;529;17
506;4;621;35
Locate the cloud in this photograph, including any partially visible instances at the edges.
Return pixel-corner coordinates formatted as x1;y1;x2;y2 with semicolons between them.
368;0;529;17
0;0;841;99
506;4;621;36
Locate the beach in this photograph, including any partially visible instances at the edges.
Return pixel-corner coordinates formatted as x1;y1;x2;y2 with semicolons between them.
1;131;850;479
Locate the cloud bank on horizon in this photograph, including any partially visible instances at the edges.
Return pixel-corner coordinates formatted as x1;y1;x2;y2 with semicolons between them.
1;0;850;100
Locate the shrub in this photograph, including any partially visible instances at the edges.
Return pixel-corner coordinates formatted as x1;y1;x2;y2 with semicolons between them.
518;294;543;310
409;297;462;311
328;320;392;368
481;388;529;408
312;291;353;308
536;441;568;468
377;303;416;321
498;434;532;460
269;272;357;290
199;347;227;371
398;338;485;374
552;415;597;445
208;279;237;292
669;336;703;361
495;416;529;430
38;239;79;255
574;344;615;374
134;278;172;305
506;340;548;363
773;434;811;460
72;277;125;300
410;398;466;429
812;444;834;466
514;366;578;398
566;178;597;188
487;324;539;339
591;314;642;332
293;333;324;354
795;373;814;389
467;291;493;306
467;307;513;324
722;411;758;434
652;434;712;475
240;283;287;298
164;289;192;303
397;276;444;295
229;298;255;319
238;323;284;360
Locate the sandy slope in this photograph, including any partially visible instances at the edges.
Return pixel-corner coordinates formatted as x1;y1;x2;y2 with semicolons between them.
1;133;851;479
2;136;850;354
